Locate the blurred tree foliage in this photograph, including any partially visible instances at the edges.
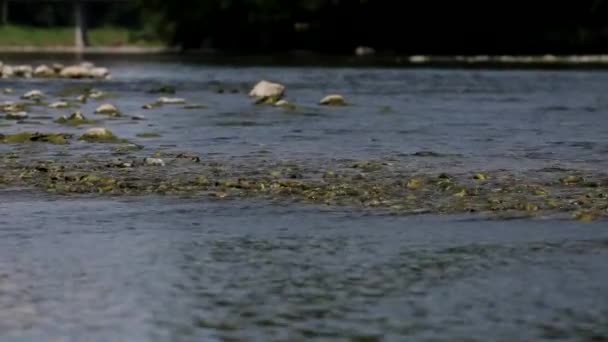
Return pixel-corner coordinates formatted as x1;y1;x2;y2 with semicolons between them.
5;0;608;53
139;0;608;53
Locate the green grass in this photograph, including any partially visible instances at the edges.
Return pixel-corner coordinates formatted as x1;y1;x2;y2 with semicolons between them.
0;25;164;47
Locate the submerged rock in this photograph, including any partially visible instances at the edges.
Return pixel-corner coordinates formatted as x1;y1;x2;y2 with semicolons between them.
473;173;490;181
49;101;69;109
55;111;95;126
249;80;285;103
147;85;176;94
157;97;186;104
1;102;26;113
79;127;121;143
94;104;120;116
5;112;28;120
88;90;106;99
320;94;347;106
34;65;55;78
76;95;88;103
136;132;161;138
1;132;71;144
573;210;600;222
275;99;297;110
21;90;45;101
182;104;208;109
142;103;157;110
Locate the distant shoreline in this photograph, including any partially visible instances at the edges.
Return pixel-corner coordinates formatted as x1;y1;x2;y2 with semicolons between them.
0;46;178;54
2;47;608;68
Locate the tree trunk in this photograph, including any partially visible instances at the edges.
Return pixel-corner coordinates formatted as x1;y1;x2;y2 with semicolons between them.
74;0;89;50
1;0;8;26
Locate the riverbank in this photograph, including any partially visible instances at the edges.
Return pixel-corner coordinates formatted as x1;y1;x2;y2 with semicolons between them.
0;46;178;54
0;25;164;48
4;50;608;69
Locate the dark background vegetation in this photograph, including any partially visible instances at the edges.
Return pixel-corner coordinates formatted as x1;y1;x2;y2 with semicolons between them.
2;0;608;54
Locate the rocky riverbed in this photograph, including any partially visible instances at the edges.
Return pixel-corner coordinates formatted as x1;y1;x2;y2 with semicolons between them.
0;149;607;221
0;66;606;221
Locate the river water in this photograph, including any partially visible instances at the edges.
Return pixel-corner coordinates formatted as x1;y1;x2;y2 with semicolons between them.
0;57;607;341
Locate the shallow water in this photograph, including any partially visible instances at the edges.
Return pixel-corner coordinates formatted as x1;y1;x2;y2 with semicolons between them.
2;60;608;171
1;193;607;341
1;59;608;341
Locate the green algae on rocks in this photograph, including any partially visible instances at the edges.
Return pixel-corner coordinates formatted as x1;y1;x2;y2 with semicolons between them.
0;155;606;222
1;132;71;144
55;112;97;126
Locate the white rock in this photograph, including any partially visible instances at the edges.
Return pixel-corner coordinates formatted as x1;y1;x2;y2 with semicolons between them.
2;88;13;94
144;157;165;166
13;65;33;78
59;65;91;78
249;80;285;99
83;127;109;136
319;94;347;106
49;101;69;109
5;111;28;120
89;67;110;79
81;127;114;139
21;90;44;100
1;65;14;78
94;103;120;116
80;62;95;69
52;63;64;73
157;97;186;104
33;65;55;77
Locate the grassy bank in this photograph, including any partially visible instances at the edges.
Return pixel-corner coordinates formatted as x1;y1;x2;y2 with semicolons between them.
0;25;164;47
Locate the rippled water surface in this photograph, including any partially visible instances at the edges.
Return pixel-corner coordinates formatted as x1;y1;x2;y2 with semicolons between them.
1;58;608;341
2;58;608;170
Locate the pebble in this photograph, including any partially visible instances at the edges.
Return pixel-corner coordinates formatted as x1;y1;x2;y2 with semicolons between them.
144;158;165;166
